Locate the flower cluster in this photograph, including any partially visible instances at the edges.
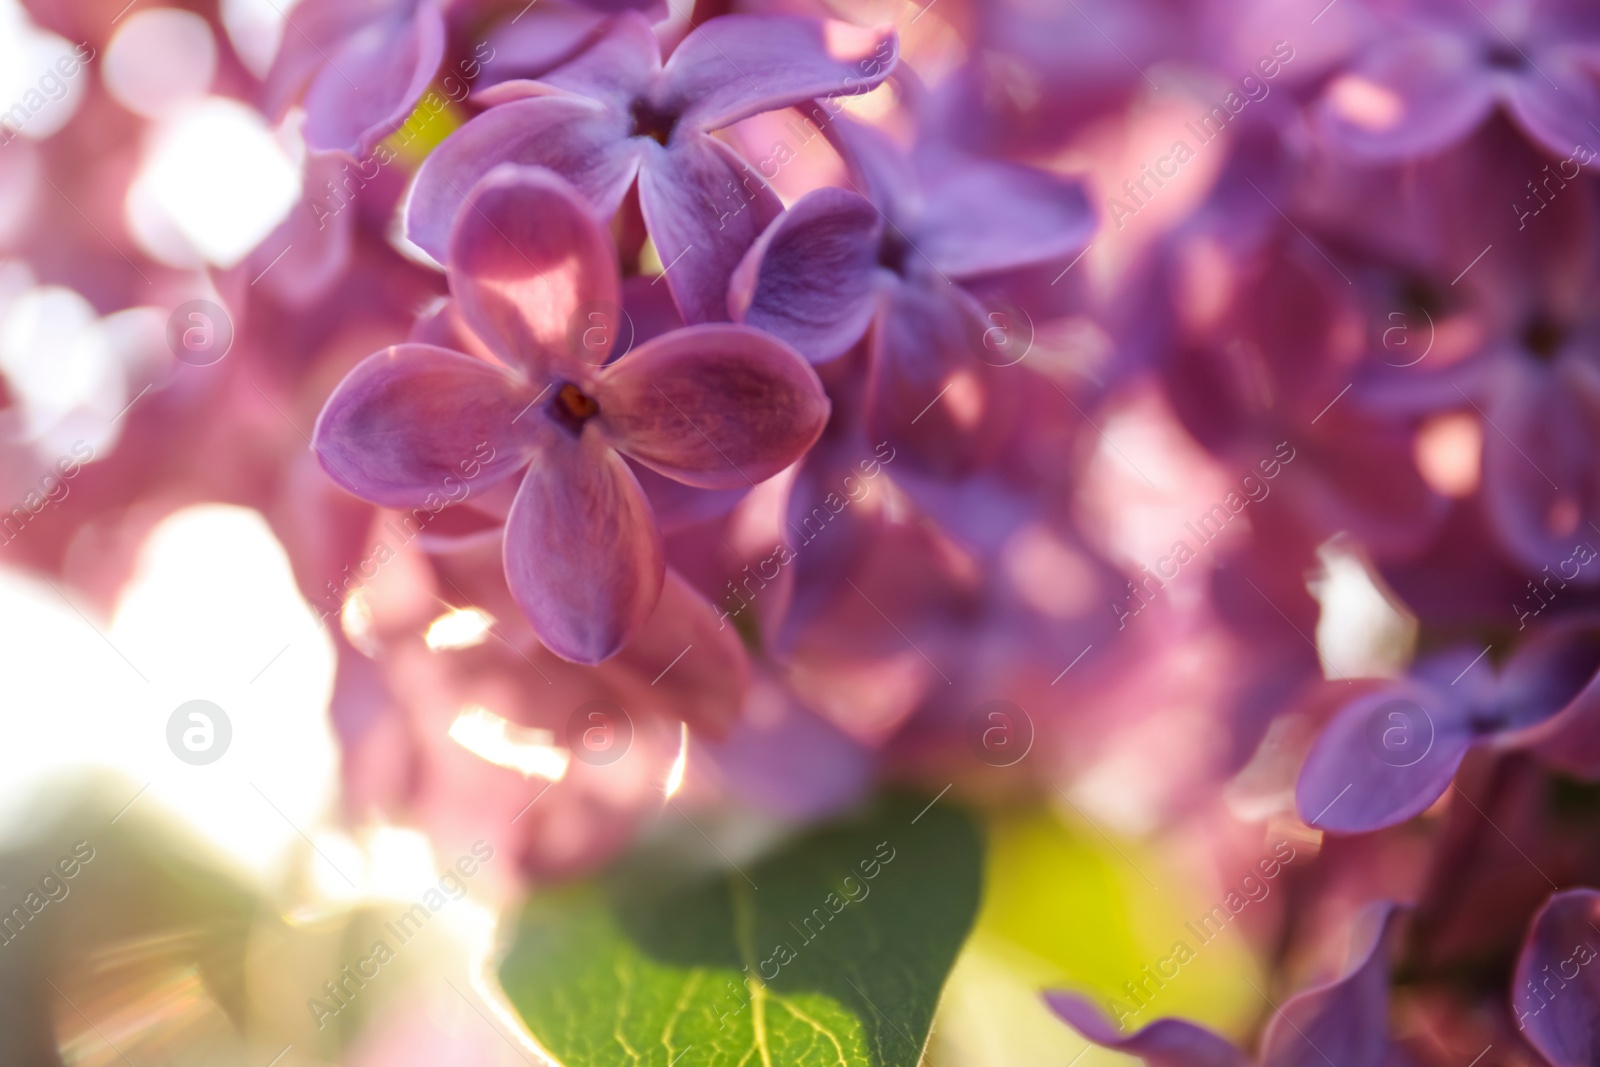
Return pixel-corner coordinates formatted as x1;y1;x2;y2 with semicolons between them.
10;0;1600;1061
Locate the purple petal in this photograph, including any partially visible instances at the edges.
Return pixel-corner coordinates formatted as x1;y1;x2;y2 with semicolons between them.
1497;617;1600;732
312;344;536;508
303;1;447;156
827;117;917;221
261;0;394;119
637;133;782;324
917;158;1095;279
446;164;619;379
478;7;611;92
1295;682;1477;834
660;16;898;132
595;324;829;489
703;689;872;820
729;187;885;363
533;12;661;111
1512;889;1600;1066
503;429;664;664
1479;365;1600;579
775;439;884;645
1313;34;1496;161
1503;52;1600;159
866;277;1012;476
405;95;641;262
1258;903;1403;1067
1042;991;1247;1067
1500;618;1600;774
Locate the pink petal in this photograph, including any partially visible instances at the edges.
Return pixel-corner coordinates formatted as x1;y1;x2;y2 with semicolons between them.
637;133;783;324
303;1;447;157
599;569;750;738
503;429;664;663
661;16;898;132
312;344;537;507
405;95;642;262
244;153;353;308
447;164;620;379
595;323;829;489
729;187;886;364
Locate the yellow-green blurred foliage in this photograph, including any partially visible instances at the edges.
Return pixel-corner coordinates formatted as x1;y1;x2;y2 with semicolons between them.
932;806;1265;1067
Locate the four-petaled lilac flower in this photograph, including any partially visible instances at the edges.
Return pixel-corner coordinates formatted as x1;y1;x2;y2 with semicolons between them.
405;12;899;325
1046;903;1403;1067
1512;888;1600;1064
313;165;829;663
1316;0;1600;161
1296;618;1600;834
729;117;1094;475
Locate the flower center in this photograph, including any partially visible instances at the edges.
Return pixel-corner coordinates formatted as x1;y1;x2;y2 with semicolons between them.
877;229;913;276
629;99;678;146
1519;313;1567;363
1484;42;1529;71
548;381;600;436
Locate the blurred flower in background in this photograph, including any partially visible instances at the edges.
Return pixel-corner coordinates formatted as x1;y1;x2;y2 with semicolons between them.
3;0;1600;1065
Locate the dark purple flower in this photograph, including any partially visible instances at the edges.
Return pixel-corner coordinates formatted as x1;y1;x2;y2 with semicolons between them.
1046;902;1403;1067
1315;0;1600;160
730;117;1093;474
1296;617;1600;833
1512;887;1600;1064
313;165;829;663
404;13;898;324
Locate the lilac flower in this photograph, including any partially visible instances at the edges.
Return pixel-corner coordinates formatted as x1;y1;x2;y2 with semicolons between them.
729;117;1093;474
312;165;829;664
1046;902;1403;1067
1297;123;1600;578
404;13;899;325
1315;0;1600;161
1296;618;1600;834
262;0;448;157
1512;888;1600;1064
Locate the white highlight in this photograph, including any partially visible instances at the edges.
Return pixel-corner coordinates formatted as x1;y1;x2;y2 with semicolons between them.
425;607;493;651
448;706;570;781
664;721;689;798
127;96;301;268
104;8;217;118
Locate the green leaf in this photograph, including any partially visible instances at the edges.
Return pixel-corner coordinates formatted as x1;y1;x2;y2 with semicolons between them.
499;795;984;1067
